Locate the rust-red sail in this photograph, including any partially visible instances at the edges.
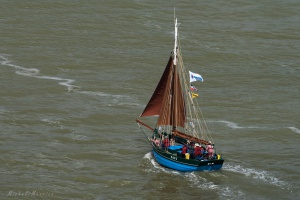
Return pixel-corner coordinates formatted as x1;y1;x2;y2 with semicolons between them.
140;55;185;128
140;56;173;117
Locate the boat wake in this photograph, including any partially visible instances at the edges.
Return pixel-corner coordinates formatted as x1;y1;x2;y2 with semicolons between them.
142;152;245;199
223;163;288;188
143;152;293;199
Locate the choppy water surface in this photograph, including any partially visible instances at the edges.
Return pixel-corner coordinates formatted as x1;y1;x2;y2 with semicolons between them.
0;0;299;199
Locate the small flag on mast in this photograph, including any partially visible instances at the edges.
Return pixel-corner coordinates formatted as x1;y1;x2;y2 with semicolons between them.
191;92;199;98
190;84;198;91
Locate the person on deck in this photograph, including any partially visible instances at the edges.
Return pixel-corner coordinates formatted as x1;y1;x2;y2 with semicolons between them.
181;145;187;158
200;145;205;155
187;141;195;159
170;135;175;146
206;141;214;159
194;143;203;160
186;140;191;153
151;137;160;146
154;138;160;146
162;137;170;150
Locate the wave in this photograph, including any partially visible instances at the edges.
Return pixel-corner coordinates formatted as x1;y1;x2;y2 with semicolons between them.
78;91;124;99
0;106;9;114
223;163;287;188
134;0;147;6
40;118;65;132
0;54;40;75
36;75;77;92
78;91;141;107
287;127;300;134
0;54;139;106
212;120;260;129
187;172;246;199
213;120;300;135
0;54;77;92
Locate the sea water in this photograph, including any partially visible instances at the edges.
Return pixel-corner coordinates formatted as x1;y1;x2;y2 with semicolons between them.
0;0;299;199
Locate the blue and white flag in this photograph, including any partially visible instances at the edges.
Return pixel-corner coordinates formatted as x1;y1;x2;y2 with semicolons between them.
189;71;203;82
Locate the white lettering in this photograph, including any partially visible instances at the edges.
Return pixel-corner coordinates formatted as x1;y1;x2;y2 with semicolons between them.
170;156;177;160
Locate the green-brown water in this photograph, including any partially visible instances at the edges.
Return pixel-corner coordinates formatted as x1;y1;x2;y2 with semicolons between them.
0;1;299;199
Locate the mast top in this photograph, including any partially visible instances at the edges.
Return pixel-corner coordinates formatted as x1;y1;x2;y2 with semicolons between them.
173;18;179;65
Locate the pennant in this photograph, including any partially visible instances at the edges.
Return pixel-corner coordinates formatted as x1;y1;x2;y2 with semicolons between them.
189;71;203;82
190;85;198;91
192;92;198;98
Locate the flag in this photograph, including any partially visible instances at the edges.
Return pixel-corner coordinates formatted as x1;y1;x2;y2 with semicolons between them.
191;92;198;98
189;71;203;82
190;84;198;91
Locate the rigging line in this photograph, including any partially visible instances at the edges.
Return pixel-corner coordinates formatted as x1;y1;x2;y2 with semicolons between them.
137;123;153;146
193;97;209;139
189;74;213;143
177;33;211;141
196;99;214;143
192;97;207;139
177;37;201;138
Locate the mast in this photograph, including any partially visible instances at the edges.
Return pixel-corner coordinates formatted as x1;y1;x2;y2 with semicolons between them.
173;18;178;65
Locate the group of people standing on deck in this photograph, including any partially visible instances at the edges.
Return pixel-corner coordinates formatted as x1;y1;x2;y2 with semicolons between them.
181;140;215;160
151;133;174;150
150;127;216;160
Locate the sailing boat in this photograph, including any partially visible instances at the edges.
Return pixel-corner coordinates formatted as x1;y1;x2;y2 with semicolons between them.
136;17;224;172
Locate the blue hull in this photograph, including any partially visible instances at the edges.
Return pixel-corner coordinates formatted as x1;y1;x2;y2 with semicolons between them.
153;147;223;172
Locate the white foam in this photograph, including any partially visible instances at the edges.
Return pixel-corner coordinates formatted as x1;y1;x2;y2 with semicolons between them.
0;55;40;75
134;0;146;6
0;106;9;114
41;118;61;125
213;120;260;129
78;91;141;107
143;152;152;160
15;70;39;77
186;172;246;199
36;75;77;92
220;120;244;129
142;152;181;174
185;172;219;190
0;54;77;92
78;91;123;98
223;163;287;188
287;127;300;134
